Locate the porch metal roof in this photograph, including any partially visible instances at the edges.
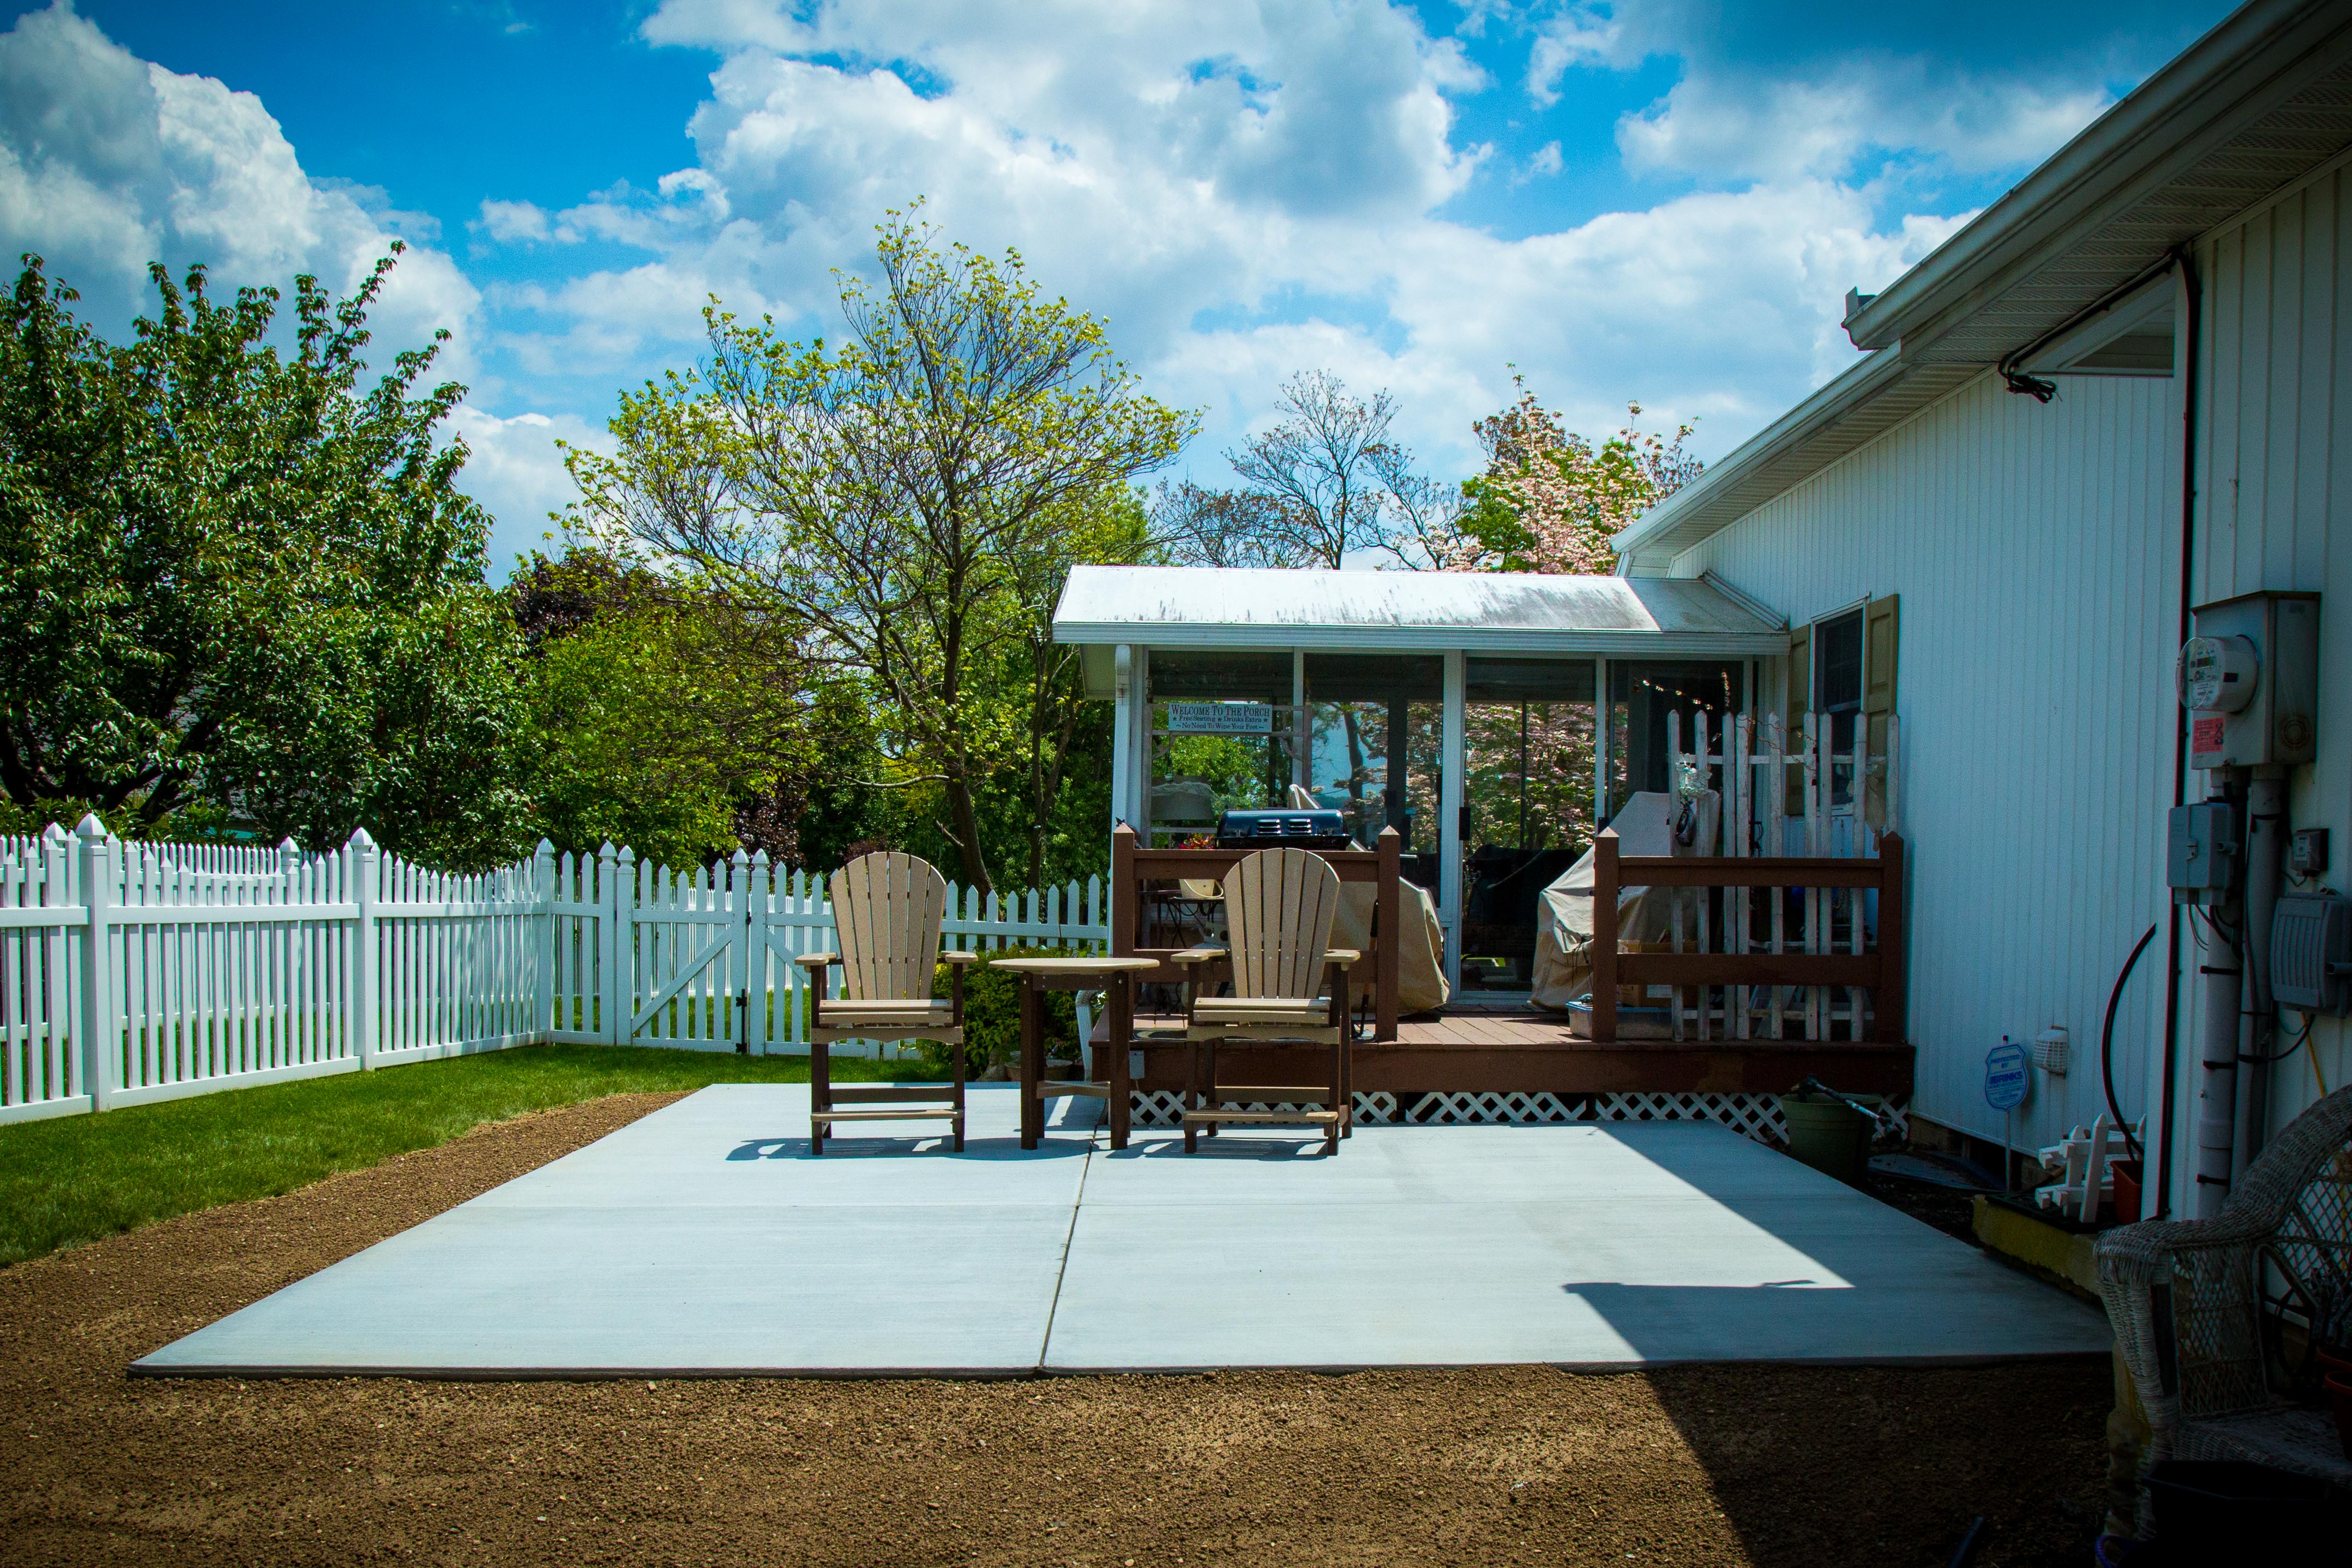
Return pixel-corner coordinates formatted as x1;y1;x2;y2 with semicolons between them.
1052;566;1787;655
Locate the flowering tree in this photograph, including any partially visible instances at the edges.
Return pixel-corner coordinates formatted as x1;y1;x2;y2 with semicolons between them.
1449;374;1702;574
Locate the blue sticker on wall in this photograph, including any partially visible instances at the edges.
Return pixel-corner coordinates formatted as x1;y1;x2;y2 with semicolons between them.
1984;1040;2031;1112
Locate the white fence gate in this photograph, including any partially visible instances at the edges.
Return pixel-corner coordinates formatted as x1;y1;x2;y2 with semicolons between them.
0;819;1109;1127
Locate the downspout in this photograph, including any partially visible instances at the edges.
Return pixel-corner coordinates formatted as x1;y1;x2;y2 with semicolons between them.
2158;245;2202;1219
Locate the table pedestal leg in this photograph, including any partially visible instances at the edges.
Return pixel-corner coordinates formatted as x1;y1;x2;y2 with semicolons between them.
1109;974;1132;1151
1019;975;1042;1150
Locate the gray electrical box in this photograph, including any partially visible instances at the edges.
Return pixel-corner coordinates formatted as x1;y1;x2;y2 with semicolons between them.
2181;591;2320;769
2168;801;2238;902
2272;893;2352;1015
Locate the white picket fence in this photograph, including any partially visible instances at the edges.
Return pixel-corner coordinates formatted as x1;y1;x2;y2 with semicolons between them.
0;818;1109;1127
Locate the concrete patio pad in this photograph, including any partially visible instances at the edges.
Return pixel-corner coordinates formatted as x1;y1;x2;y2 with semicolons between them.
1045;1121;2110;1369
135;1084;2109;1377
137;1083;1095;1378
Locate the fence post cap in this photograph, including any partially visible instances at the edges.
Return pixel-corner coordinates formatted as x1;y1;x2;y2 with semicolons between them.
616;845;637;864
598;841;618;858
750;847;770;865
41;821;68;842
731;847;750;865
73;812;107;840
278;836;301;852
535;838;555;855
345;826;377;851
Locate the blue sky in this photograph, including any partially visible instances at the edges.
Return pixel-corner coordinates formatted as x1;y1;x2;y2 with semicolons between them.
3;0;2235;573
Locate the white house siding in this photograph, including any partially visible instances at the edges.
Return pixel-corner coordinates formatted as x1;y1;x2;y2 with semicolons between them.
1670;372;2181;1157
2193;159;2352;1160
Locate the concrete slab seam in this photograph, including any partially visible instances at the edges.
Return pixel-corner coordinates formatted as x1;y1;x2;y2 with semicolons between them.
1036;1125;1098;1371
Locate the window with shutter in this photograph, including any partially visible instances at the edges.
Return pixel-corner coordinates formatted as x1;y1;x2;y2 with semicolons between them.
1863;595;1899;826
1784;622;1810;815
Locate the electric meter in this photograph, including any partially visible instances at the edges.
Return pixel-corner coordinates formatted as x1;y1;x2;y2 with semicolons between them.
2182;592;2320;770
2177;634;2259;712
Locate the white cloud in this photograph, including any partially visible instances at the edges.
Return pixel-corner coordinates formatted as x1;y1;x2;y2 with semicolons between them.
552;0;1964;486
1520;1;2123;184
0;2;480;379
1617;64;2113;182
0;0;2090;574
478;198;556;244
447;405;609;569
0;2;590;574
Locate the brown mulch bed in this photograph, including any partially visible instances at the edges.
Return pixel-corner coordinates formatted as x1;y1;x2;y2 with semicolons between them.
0;1094;2114;1567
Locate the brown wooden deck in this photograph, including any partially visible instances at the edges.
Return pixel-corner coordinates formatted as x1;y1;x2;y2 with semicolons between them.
1097;1004;1914;1099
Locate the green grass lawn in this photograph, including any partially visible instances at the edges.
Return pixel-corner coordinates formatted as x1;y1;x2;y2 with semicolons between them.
0;1044;931;1268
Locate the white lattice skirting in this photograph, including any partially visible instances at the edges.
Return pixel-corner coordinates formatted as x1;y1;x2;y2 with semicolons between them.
1128;1089;1909;1145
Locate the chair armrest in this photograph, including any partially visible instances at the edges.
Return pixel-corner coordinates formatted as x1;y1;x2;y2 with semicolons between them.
1171;946;1228;966
795;952;839;970
939;951;980;966
1323;949;1361;967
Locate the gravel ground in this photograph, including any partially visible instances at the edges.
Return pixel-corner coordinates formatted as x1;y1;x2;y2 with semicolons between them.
0;1094;2114;1567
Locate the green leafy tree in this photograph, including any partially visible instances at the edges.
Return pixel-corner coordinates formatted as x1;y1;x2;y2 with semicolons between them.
566;206;1194;894
0;251;529;864
512;549;870;870
998;482;1151;889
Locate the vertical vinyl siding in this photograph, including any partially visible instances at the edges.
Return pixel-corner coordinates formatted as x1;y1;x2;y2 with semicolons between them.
2196;165;2352;1149
1678;373;2178;1154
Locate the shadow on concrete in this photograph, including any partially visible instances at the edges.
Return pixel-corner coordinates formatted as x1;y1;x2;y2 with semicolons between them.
725;1133;1092;1162
1102;1132;1336;1162
1553;1124;2107;1360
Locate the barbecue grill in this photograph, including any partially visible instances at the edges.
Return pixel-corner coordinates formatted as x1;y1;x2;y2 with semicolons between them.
1213;809;1353;850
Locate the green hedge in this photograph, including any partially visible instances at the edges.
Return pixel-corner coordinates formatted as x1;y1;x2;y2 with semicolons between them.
909;946;1091;1072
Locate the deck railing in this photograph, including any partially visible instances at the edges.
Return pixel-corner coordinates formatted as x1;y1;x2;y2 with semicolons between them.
1589;830;1908;1045
1109;822;1403;1039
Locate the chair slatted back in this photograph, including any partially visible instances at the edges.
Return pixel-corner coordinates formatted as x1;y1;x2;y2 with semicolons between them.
830;852;947;1001
1222;847;1341;1001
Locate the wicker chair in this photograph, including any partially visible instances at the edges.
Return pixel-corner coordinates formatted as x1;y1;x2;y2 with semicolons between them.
2098;1086;2352;1533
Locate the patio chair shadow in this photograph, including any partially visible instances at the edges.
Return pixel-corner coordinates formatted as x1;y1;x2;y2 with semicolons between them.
724;1135;1092;1162
1098;1131;1335;1161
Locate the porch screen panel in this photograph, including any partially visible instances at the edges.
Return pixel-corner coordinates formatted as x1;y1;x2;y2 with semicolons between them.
1302;655;1443;888
1459;658;1598;993
1605;661;1745;826
1146;651;1297;846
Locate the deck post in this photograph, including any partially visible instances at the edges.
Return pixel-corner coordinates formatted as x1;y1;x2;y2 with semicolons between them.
1592;829;1620;1044
1110;823;1137;958
1375;826;1400;1040
1438;650;1465;992
1875;832;1907;1045
1111;643;1136;841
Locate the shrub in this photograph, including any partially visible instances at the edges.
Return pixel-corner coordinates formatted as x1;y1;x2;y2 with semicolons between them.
915;946;1092;1072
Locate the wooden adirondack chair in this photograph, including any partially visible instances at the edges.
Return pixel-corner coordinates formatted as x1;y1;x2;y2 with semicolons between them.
1173;847;1359;1156
795;852;976;1155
